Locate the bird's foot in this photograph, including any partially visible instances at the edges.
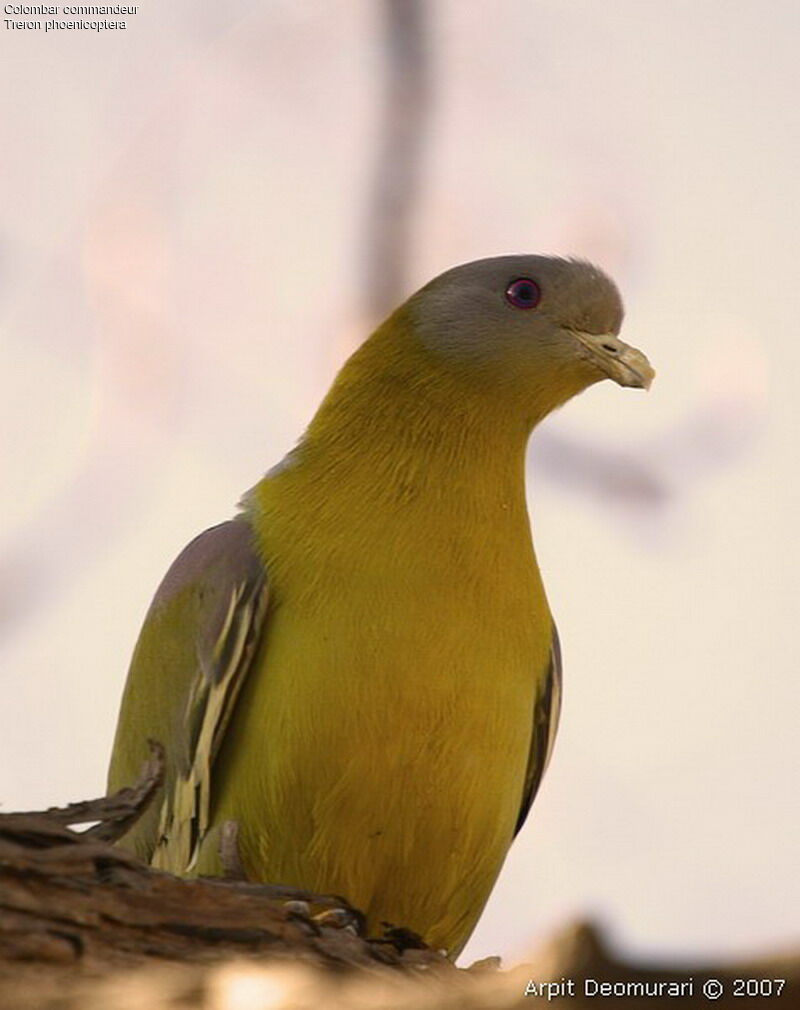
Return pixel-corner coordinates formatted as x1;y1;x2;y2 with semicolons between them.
284;897;364;936
216;820;365;934
378;922;429;952
313;906;362;935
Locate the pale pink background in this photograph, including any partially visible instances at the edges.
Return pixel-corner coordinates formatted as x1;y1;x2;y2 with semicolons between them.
1;1;797;964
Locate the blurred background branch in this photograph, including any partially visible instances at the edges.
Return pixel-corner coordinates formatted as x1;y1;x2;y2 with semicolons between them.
363;0;432;325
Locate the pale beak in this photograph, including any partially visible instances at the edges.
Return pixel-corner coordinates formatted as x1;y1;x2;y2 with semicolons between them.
572;331;655;390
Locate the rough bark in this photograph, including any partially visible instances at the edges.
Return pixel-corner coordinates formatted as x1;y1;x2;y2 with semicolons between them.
0;750;797;1009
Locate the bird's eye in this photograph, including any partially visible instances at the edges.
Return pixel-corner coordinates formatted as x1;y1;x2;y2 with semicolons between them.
505;277;541;309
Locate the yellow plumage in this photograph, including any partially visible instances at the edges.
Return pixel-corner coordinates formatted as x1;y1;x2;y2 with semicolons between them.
108;256;653;957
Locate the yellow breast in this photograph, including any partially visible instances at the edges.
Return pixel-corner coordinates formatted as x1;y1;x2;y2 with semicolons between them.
210;323;555;955
214;481;549;954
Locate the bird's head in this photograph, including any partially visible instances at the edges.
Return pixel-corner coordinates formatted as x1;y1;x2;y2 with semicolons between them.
406;255;654;422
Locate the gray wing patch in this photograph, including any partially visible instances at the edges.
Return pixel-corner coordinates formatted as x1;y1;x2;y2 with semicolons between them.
514;622;562;837
150;516;269;873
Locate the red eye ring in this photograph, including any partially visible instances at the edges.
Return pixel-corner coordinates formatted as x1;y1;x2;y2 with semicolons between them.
505;277;541;309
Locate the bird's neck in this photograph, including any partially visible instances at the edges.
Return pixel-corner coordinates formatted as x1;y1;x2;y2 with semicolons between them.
248;315;551;561
308;316;536;480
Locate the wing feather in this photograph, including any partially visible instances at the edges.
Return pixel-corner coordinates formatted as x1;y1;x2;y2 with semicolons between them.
107;516;268;870
513;622;562;837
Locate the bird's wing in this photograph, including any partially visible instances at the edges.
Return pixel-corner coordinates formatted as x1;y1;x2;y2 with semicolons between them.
107;516;269;871
514;622;562;837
